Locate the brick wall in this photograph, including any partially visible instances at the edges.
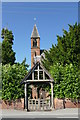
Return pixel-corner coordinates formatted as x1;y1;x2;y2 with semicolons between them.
54;98;64;109
0;98;24;110
31;38;40;68
0;98;80;110
54;98;80;109
65;99;80;108
31;48;40;68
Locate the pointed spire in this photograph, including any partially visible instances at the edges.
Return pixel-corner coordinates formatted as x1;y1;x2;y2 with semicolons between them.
31;24;40;38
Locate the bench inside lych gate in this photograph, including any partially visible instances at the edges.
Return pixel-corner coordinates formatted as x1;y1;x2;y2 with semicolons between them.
21;61;54;111
28;99;51;111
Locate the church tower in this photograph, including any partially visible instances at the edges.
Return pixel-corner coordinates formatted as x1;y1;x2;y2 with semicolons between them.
31;24;40;68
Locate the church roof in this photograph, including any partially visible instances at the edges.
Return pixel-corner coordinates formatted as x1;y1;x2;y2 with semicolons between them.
31;24;40;38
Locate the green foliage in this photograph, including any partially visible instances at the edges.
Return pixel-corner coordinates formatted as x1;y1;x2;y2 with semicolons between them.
0;42;2;63
1;28;14;45
1;28;16;65
42;23;80;99
0;63;2;89
0;63;2;99
0;90;2;99
42;23;80;70
2;40;15;65
2;61;28;101
50;63;80;99
1;28;30;101
0;43;2;99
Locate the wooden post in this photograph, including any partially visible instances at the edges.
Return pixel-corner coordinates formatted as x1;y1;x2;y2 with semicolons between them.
25;83;28;111
38;65;39;80
43;71;45;80
50;82;54;110
32;72;34;80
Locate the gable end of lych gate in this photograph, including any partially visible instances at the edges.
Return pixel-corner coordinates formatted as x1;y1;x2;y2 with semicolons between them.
21;61;54;84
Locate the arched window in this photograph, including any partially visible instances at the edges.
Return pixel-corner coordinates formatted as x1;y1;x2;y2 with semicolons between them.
33;39;37;47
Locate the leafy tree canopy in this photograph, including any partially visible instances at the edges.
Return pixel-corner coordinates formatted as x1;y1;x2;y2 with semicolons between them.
0;42;2;64
42;23;80;99
42;23;80;70
1;28;30;101
2;59;29;101
50;63;80;99
1;28;16;65
1;28;14;45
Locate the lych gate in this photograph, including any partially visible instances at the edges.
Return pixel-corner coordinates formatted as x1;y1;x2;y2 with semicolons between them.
21;61;54;111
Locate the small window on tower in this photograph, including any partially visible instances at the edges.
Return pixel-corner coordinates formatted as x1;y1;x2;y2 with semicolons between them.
33;39;37;47
34;51;36;56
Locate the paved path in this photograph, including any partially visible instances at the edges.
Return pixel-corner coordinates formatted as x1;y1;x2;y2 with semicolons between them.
0;108;79;119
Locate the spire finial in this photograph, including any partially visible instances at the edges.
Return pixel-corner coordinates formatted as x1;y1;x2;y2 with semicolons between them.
34;17;36;24
34;17;36;21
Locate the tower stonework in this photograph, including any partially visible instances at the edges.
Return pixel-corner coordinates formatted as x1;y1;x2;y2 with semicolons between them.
31;24;40;68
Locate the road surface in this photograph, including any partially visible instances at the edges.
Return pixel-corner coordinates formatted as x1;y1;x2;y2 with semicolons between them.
0;108;79;120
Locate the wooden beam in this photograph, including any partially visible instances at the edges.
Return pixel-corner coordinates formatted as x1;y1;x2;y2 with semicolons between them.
32;72;34;80
34;69;43;71
24;83;28;111
25;79;53;82
43;71;45;80
25;83;27;109
38;65;39;80
50;82;54;110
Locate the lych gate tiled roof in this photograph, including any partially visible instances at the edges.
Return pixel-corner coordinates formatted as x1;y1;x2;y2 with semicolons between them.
31;24;40;38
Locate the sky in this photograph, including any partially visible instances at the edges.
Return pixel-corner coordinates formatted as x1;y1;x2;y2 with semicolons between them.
2;2;78;69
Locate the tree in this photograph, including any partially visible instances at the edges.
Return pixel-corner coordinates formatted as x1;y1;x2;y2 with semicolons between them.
50;63;80;99
0;42;1;61
42;23;80;70
1;28;14;45
0;63;2;99
42;23;80;99
1;28;16;65
0;43;2;99
2;60;29;101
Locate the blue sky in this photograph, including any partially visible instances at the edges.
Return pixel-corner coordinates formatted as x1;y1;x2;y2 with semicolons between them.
2;2;78;69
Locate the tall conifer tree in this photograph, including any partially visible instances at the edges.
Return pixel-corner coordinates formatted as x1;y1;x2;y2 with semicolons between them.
1;28;16;65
